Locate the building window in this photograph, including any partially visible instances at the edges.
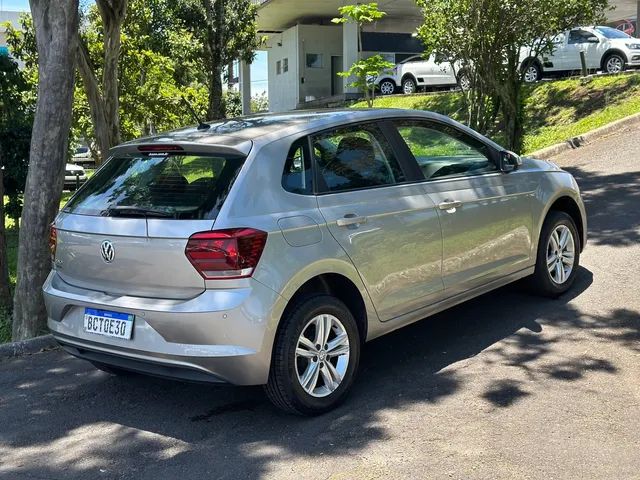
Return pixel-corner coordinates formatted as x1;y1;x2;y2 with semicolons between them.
276;60;282;75
283;58;289;73
306;53;323;68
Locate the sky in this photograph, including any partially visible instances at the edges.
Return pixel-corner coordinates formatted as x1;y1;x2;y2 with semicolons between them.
1;0;268;95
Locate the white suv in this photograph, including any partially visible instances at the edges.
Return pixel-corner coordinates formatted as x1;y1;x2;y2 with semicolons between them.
375;55;466;95
520;26;640;82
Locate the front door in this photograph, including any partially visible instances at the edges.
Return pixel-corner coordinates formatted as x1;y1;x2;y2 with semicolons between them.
313;122;444;321
392;119;535;295
331;56;343;96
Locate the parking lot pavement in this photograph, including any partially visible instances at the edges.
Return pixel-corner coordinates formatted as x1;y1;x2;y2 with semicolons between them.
1;126;639;480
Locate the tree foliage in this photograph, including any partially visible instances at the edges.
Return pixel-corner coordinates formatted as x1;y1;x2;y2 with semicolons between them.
332;3;394;108
416;0;608;152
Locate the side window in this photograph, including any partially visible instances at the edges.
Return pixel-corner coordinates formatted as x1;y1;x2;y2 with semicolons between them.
282;139;312;194
311;123;406;193
394;120;496;180
568;30;592;44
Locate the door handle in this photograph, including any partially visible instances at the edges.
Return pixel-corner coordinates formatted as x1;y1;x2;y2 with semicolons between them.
336;214;367;227
438;200;462;211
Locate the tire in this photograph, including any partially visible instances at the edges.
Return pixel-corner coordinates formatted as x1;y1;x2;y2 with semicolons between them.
90;361;135;376
522;62;542;83
402;77;417;95
457;71;471;91
529;211;580;298
603;53;625;74
379;79;396;95
264;295;361;416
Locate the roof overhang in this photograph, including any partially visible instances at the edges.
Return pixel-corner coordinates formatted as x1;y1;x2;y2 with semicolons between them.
255;0;422;32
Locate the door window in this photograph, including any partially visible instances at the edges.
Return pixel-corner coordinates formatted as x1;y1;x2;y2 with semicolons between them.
394;120;496;180
568;30;595;44
282;139;312;194
311;123;406;193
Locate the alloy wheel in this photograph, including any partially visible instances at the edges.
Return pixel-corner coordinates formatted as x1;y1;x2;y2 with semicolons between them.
380;81;395;95
524;65;539;83
606;56;624;74
295;314;350;398
403;79;416;94
546;224;575;284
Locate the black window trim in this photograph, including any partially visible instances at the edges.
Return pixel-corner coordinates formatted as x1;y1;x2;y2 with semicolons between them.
386;117;503;183
307;119;422;196
281;137;314;196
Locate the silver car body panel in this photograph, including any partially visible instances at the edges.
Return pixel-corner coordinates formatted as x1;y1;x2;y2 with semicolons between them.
44;109;587;386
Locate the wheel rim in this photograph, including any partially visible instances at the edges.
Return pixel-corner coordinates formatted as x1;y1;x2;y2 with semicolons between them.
459;75;470;90
380;81;394;95
524;66;538;83
546;225;575;284
295;314;350;398
607;56;623;73
403;80;415;94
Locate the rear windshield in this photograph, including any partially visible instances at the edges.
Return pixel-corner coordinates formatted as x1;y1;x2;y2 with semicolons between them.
63;153;245;219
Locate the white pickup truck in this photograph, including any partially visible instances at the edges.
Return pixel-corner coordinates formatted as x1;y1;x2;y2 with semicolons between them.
520;26;640;82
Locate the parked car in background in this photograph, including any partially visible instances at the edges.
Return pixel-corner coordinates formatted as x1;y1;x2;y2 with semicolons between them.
46;110;586;415
72;145;96;168
520;26;640;82
375;54;468;95
613;19;636;37
64;163;87;190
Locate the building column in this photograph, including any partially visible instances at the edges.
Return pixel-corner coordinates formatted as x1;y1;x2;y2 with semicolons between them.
240;59;252;115
342;21;359;94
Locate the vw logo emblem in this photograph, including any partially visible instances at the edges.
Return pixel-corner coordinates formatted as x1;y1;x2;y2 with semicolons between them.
100;240;115;263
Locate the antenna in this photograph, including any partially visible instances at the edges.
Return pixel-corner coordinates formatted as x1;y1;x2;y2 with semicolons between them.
180;96;210;131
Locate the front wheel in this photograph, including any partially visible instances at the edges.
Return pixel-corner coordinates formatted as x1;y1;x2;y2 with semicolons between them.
604;53;625;74
529;211;580;297
379;79;396;95
522;62;542;83
402;77;417;94
264;295;361;415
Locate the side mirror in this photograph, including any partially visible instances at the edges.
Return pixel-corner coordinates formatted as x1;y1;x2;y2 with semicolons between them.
500;150;521;172
587;36;599;43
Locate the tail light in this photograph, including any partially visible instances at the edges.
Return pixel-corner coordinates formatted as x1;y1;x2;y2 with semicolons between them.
49;225;57;264
185;228;268;279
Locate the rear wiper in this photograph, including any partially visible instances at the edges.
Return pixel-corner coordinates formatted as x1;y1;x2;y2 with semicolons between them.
102;206;174;218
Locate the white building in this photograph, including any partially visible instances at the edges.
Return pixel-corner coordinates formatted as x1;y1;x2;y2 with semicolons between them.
0;10;22;57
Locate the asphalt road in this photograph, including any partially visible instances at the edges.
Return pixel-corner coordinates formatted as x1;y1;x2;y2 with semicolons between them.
2;125;640;480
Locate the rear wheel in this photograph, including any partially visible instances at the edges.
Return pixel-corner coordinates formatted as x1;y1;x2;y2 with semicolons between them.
522;62;542;83
379;79;396;95
402;77;417;94
529;211;580;297
264;295;361;415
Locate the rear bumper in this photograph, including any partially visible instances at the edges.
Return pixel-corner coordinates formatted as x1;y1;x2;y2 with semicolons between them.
44;271;283;385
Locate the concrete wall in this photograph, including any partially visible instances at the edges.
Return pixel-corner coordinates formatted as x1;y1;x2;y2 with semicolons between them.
267;26;300;112
298;24;343;102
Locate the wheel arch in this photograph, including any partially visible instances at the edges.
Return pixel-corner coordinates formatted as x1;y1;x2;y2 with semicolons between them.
544;195;586;252
521;57;543;72
378;77;397;87
401;72;417;85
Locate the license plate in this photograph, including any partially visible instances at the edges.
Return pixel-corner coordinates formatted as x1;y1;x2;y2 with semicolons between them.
83;308;134;340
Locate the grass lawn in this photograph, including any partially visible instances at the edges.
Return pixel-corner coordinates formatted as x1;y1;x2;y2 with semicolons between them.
354;73;640;154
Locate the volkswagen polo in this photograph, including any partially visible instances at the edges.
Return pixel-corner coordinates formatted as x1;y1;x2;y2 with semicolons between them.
45;109;586;415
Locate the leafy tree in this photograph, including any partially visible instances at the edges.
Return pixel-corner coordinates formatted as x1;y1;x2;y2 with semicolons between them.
0;53;32;309
332;3;394;108
175;0;263;120
13;0;79;340
416;0;608;153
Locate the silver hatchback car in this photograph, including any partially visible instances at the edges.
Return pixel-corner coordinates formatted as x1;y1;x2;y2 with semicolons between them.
45;109;586;415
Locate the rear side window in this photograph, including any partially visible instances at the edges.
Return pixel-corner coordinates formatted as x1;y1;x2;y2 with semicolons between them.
64;154;245;219
282;139;312;194
311;123;406;193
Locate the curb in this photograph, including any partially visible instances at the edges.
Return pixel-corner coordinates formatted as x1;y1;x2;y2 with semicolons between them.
0;334;58;359
528;111;640;159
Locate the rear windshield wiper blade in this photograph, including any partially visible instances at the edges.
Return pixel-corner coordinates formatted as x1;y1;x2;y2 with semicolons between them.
102;206;174;218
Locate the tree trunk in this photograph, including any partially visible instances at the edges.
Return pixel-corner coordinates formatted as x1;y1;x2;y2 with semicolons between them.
0;144;11;310
203;0;227;120
76;0;126;163
207;64;225;120
12;0;79;340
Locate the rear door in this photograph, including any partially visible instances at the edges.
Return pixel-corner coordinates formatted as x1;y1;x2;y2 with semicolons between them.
56;150;247;299
313;122;444;321
391;119;535;295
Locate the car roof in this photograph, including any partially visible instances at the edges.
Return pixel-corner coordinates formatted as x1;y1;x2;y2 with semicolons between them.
113;108;498;156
